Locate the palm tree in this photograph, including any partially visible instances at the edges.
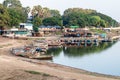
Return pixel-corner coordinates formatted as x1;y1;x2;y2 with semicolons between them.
3;0;22;8
31;5;42;18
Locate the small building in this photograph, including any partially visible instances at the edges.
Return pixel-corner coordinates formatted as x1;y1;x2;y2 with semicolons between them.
2;28;32;38
38;26;62;37
20;23;33;31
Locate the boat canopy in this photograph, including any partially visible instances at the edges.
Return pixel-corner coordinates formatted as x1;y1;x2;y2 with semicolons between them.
70;26;79;29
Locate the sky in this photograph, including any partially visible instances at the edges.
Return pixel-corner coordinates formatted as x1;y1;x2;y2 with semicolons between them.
0;0;120;22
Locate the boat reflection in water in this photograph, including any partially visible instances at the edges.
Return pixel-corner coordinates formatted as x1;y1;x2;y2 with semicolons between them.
61;39;101;48
47;41;120;76
47;41;116;57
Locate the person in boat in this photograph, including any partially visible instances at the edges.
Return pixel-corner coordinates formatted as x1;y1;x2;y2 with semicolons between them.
36;47;42;52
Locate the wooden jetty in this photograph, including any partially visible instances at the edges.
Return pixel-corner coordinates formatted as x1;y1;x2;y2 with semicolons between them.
60;37;99;46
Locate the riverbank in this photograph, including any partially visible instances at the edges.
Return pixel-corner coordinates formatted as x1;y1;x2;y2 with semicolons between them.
0;37;120;80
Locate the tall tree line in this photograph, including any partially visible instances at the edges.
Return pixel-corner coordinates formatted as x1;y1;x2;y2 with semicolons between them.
0;0;119;31
62;8;119;28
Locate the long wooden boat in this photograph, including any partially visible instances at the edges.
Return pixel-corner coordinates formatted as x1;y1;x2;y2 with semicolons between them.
11;47;52;60
31;55;53;60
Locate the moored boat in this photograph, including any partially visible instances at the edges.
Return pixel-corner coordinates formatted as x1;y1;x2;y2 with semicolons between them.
31;55;53;60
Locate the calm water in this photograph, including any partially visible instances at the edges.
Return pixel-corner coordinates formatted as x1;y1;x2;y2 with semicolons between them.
47;41;120;76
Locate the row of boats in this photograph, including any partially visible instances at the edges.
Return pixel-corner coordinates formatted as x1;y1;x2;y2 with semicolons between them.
60;38;113;46
10;38;113;60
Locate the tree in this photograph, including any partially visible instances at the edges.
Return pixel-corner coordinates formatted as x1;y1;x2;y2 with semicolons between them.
42;7;51;18
3;0;22;8
43;17;62;26
24;6;30;14
78;18;85;28
33;17;42;27
0;4;10;30
50;10;61;17
63;8;96;16
63;12;86;27
7;7;28;27
22;6;31;18
90;16;101;27
3;0;28;27
31;5;62;20
100;19;106;27
31;5;51;19
63;8;119;28
31;5;42;18
8;9;20;26
89;12;119;27
33;17;42;32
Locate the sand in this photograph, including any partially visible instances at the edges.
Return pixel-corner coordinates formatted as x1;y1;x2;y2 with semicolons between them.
0;37;120;80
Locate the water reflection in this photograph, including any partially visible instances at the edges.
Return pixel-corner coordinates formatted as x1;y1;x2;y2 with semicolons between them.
47;42;117;57
47;41;120;76
47;47;62;56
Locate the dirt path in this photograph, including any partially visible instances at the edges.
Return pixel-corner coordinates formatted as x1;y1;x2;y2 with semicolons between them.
0;37;120;80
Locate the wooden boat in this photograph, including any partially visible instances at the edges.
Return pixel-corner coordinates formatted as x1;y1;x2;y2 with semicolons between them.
81;40;85;45
86;40;92;46
11;47;52;60
31;55;53;60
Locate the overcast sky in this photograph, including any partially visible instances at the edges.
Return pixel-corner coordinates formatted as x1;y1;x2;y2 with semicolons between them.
0;0;120;22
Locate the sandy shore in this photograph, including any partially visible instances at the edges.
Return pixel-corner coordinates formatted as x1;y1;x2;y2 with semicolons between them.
0;37;120;80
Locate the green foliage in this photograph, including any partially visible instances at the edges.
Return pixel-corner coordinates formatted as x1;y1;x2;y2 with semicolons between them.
0;4;10;29
1;1;119;29
8;9;20;26
62;12;86;27
90;16;101;27
63;8;119;28
31;5;43;18
7;8;28;27
31;5;62;27
25;70;41;74
2;0;28;27
78;18;86;28
32;17;42;32
33;17;42;27
33;26;39;32
90;28;105;33
32;5;61;19
89;12;119;27
63;42;116;57
47;48;62;56
25;70;51;76
100;19;106;27
43;17;62;26
47;42;116;57
3;0;22;8
50;10;61;17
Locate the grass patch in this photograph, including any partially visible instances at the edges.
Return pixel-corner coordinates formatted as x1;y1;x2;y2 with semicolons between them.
4;44;12;46
0;44;12;48
90;29;106;34
0;46;3;48
17;40;23;43
55;31;62;35
42;73;51;76
38;38;45;40
25;70;51;76
25;70;41;75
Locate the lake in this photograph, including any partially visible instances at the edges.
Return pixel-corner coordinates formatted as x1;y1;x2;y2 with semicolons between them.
47;41;120;76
